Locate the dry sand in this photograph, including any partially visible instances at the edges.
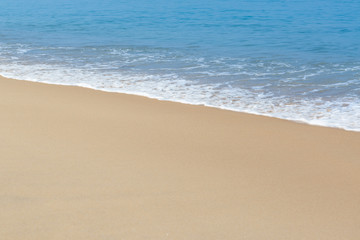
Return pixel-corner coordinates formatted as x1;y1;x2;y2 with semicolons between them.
1;75;360;240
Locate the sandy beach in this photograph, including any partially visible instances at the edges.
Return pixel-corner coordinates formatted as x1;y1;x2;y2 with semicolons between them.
1;75;360;239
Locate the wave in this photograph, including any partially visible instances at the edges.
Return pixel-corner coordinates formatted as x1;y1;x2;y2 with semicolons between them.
1;59;360;132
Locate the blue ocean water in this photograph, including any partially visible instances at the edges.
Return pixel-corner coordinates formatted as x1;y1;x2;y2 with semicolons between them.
0;0;360;130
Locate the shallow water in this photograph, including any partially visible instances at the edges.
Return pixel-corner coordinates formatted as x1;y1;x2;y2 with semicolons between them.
0;0;360;130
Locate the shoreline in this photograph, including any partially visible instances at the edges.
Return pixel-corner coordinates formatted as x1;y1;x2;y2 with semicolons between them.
1;73;358;132
1;75;360;239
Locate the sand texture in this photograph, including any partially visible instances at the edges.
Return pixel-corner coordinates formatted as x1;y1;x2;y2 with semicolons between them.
1;76;360;240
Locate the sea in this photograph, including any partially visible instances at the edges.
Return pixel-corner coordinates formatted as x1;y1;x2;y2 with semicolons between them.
0;0;360;131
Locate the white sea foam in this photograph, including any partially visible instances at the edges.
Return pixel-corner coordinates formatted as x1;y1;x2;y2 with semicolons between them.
1;61;360;132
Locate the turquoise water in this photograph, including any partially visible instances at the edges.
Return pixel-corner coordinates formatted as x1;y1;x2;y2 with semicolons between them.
0;0;360;130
